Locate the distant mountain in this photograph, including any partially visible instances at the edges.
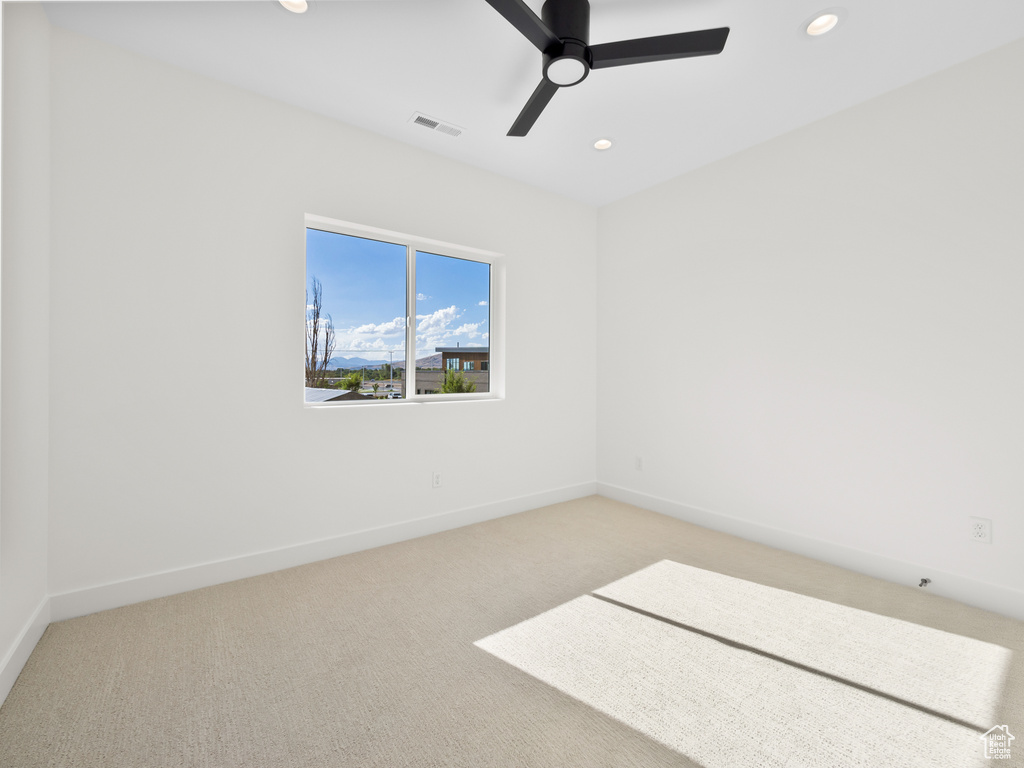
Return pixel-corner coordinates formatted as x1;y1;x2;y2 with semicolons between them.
327;356;387;370
396;353;442;369
327;353;441;370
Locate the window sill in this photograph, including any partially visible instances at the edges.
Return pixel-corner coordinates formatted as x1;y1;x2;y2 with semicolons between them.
303;394;502;408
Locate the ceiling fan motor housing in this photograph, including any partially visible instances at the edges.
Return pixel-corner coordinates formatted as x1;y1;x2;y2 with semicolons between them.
542;0;592;86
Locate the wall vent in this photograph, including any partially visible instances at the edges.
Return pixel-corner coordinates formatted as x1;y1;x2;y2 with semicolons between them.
409;112;464;138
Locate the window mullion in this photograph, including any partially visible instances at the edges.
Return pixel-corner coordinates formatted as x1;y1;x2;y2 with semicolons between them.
406;245;417;399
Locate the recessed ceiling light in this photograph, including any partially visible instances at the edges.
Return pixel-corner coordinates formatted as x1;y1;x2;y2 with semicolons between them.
806;13;839;36
594;138;613;151
279;0;308;13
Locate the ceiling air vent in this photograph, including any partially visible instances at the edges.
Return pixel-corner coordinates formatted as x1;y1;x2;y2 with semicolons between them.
409;112;464;138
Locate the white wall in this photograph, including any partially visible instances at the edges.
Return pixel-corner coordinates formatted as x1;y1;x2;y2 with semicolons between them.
597;39;1024;616
43;26;596;610
0;2;52;700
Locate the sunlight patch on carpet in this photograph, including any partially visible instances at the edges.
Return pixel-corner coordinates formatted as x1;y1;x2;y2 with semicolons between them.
475;562;1012;768
595;560;1009;729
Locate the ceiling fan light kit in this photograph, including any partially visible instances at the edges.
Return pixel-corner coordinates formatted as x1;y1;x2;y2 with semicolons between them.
484;0;729;136
545;43;589;86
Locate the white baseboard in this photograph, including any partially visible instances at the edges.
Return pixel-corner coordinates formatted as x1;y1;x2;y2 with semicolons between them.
597;482;1024;622
0;596;51;707
49;482;597;622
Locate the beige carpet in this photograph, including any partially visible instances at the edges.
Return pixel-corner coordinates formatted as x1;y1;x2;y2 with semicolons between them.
1;496;1022;767
477;562;1012;767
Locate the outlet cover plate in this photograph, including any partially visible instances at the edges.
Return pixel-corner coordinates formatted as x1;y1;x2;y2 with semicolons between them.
969;516;992;544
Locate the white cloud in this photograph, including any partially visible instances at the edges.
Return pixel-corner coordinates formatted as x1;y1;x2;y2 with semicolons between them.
417;293;431;301
351;317;405;336
345;338;389;352
416;305;459;334
329;315;406;358
478;300;488;306
452;322;482;339
336;305;487;360
413;305;462;351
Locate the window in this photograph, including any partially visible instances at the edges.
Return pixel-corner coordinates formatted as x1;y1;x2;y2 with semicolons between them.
304;215;502;404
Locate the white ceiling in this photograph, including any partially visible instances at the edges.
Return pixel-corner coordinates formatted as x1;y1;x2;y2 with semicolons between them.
43;0;1024;206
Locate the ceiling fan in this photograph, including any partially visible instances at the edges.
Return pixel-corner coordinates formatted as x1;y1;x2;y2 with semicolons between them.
483;0;730;136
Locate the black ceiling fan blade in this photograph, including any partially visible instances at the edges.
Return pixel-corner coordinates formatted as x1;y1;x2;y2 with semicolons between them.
508;78;559;136
590;27;730;69
483;0;560;53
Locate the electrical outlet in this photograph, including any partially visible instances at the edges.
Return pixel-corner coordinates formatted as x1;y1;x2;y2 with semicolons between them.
432;472;442;489
969;516;992;544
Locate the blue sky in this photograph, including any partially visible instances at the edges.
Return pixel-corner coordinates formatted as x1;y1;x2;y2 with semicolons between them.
307;228;490;363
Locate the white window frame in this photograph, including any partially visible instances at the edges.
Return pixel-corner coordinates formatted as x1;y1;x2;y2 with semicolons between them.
305;214;505;406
